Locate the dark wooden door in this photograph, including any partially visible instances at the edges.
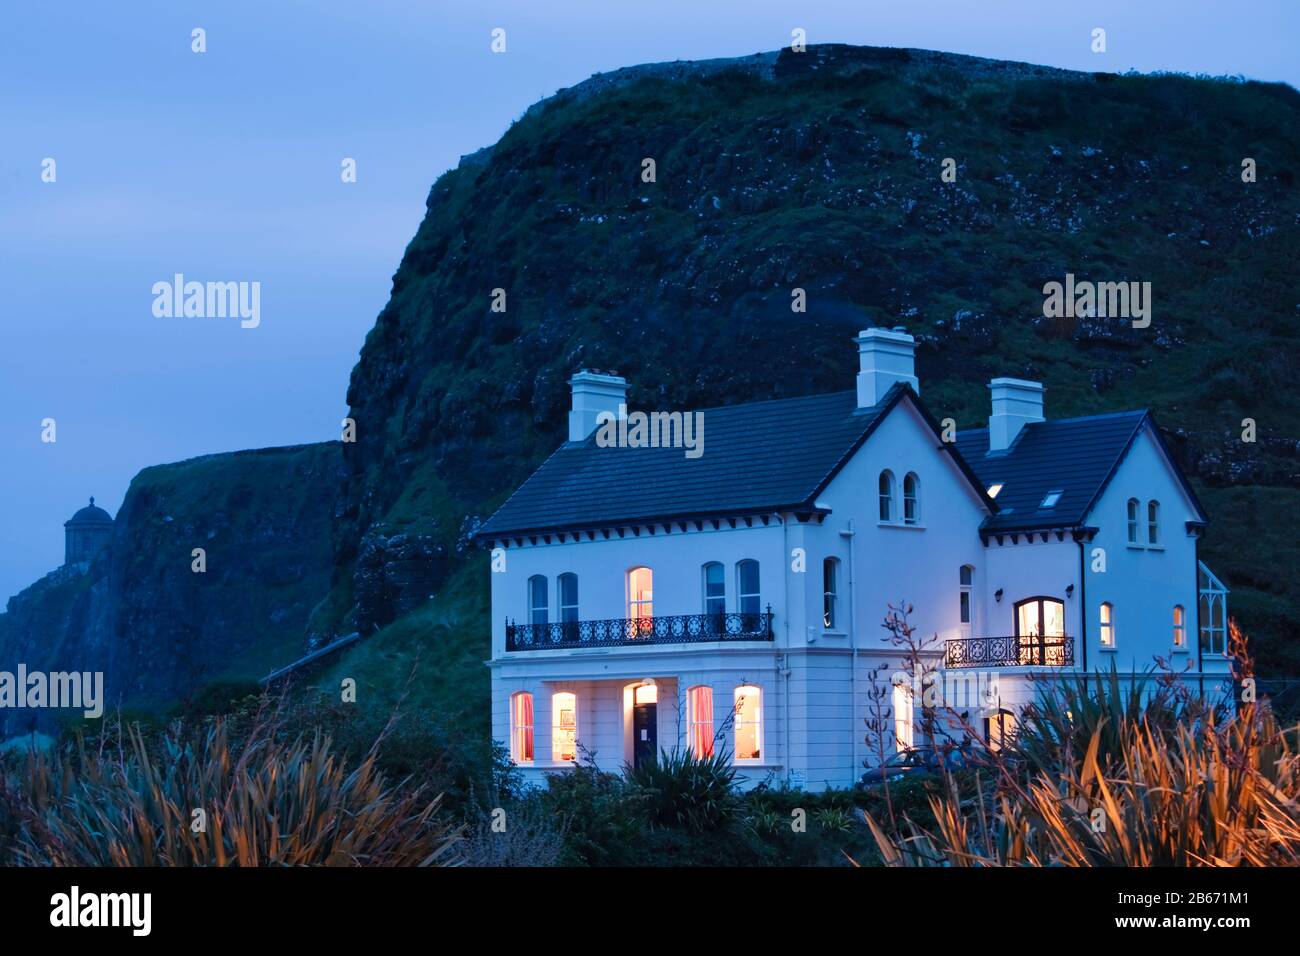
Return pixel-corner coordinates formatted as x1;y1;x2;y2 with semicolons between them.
633;702;657;768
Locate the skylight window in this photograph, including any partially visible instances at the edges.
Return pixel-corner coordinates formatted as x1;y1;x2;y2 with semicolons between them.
1040;490;1063;509
987;483;1004;499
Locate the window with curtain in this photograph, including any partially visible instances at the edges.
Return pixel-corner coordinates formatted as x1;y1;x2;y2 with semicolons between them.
528;575;548;626
552;692;577;762
558;573;578;626
893;682;914;753
687;686;714;759
1100;602;1115;647
1173;604;1185;647
822;557;839;629
903;472;920;525
1147;500;1160;545
509;692;534;763
734;685;762;761
737;560;761;617
1126;498;1140;543
878;471;895;522
628;567;653;637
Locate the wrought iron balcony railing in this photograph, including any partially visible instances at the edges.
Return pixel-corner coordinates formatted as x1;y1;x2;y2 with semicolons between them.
945;634;1075;668
506;607;774;652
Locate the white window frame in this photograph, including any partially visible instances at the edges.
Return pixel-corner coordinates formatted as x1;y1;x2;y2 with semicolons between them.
528;575;548;626
879;470;895;522
552;691;578;763
1126;498;1140;544
903;472;920;525
686;685;714;759
509;691;534;764
823;557;839;629
733;685;763;763
1099;601;1115;648
1173;604;1186;648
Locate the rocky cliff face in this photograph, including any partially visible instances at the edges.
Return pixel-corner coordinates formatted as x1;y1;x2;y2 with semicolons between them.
330;45;1300;667
0;443;341;734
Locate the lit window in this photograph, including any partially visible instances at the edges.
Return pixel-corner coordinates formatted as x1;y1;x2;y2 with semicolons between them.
734;685;762;761
558;573;578;626
687;686;714;759
702;562;725;619
986;709;1016;753
528;575;548;626
903;473;920;525
893;682;914;753
1099;602;1115;647
1173;604;1185;647
737;560;760;616
959;565;974;635
552;691;577;762
987;483;1003;499
1147;500;1160;545
1127;498;1140;544
823;557;839;629
509;692;534;763
879;471;895;521
1040;490;1063;509
628;567;653;636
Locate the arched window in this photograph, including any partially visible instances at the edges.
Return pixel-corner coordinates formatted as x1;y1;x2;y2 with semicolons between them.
628;567;653;636
702;562;726;618
558;573;579;626
1173;604;1185;647
734;685;762;761
1147;500;1160;545
903;472;920;525
879;470;895;522
985;709;1016;753
1126;498;1140;543
1099;602;1115;647
528;575;548;626
1015;597;1066;664
893;681;914;753
552;691;577;763
959;565;974;637
687;686;714;759
1199;562;1228;654
509;692;534;764
737;560;761;616
822;557;840;629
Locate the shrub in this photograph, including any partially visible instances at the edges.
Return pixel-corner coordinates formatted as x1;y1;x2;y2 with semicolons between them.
628;746;740;834
541;757;647;866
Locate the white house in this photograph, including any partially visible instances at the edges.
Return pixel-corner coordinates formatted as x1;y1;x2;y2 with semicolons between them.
475;328;1232;791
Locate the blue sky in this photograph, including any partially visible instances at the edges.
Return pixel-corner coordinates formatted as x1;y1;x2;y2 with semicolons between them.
1;0;1296;601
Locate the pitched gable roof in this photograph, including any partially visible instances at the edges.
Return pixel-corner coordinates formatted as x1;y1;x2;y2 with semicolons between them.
476;384;990;540
953;410;1205;533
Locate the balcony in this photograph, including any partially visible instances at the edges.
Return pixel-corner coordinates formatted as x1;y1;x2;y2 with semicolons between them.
945;634;1075;668
506;608;775;652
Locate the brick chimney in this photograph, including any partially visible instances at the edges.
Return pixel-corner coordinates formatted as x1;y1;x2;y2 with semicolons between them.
568;370;627;442
855;327;918;409
988;377;1045;451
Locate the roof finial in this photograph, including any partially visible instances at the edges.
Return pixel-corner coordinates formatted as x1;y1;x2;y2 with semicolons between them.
89;496;95;506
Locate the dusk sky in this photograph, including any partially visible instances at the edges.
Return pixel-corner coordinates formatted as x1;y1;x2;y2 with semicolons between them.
2;0;1297;602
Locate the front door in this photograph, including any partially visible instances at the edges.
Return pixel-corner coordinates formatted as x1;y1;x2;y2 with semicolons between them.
633;702;657;768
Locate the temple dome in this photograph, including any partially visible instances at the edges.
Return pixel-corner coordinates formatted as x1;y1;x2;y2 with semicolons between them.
64;496;114;566
66;497;113;527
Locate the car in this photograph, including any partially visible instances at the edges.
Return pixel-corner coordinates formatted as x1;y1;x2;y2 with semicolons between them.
858;746;972;788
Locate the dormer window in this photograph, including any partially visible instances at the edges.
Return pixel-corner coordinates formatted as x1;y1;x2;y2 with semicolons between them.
987;483;1004;499
1039;490;1063;509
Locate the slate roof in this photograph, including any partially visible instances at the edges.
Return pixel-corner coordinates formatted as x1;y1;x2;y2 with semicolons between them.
953;410;1203;533
476;384;985;540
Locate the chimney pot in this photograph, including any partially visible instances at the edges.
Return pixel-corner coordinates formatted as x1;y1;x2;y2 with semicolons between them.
568;370;627;442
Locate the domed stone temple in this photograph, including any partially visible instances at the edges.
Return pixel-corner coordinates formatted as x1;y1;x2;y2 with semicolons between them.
64;496;114;566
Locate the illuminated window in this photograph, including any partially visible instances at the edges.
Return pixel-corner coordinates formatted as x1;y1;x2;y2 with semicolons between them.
558;573;578;625
903;472;920;525
1173;604;1185;647
823;557;839;629
893;682;914;753
1147;500;1160;545
509;692;534;763
987;483;1003;499
1015;597;1066;664
959;565;974;637
1040;490;1062;509
687;685;714;759
734;685;762;761
702;562;725;618
528;575;548;625
986;709;1016;752
737;560;761;616
552;691;577;763
1099;602;1115;647
879;470;895;521
628;567;653;636
1127;498;1140;543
